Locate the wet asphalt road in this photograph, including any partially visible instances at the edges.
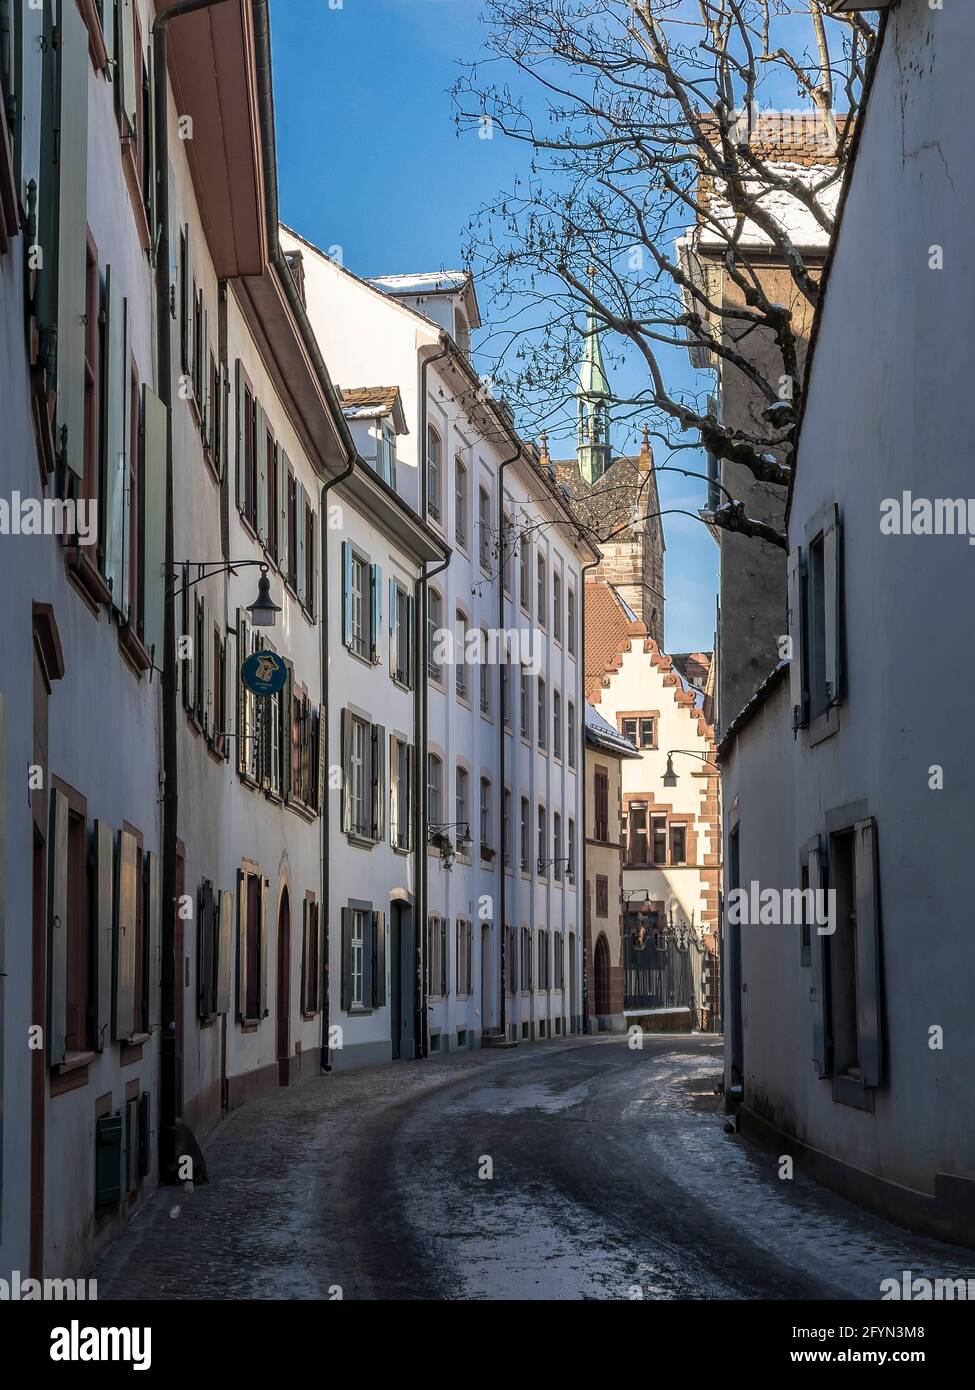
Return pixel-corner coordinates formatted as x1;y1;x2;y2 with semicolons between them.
94;1034;975;1300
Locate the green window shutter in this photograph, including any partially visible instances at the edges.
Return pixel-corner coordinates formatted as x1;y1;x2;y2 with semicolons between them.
823;505;842;707
371;724;386;842
361;908;373;1009
854;818;883;1088
235;360;245;509
406;593;415;690
117;0;138;135
182;569;195;714
259;876;269;1019
369;564;382;663
101;0;116;75
47;787;69;1065
179;227;190;373
340;708;351;833
94;820;115;1052
55;0;89;480
340;908;353;1011
278;449;290;574
295;482;306;606
406;743;414;851
103;265;129;605
808;840;831;1078
145;46;157;257
216;889;233;1014
236;869;248;1021
255;402;268;544
202;595;213;738
146;850;160;1033
372;911;386;1008
142;385;167;667
310;507;319;619
787;547;808;730
280;660;293;801
218;361;229;481
235;609;247;774
114;829;138;1040
197;883;211;1019
95;1114;123;1211
341;542;353;648
300;898;309;1012
388;578;398;676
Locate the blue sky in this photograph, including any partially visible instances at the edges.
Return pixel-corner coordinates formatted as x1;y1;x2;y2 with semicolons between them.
270;0;719;654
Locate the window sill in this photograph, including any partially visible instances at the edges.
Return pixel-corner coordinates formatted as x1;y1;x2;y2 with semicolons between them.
239;1019;262;1033
65;547;111;615
832;1072;875;1112
118;619;153;677
346;831;378;849
346;1006;374;1017
809;704;840;748
54;1049;98;1076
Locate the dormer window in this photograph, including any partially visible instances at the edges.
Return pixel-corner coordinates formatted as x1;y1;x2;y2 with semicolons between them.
454;307;470;357
379;420;397;488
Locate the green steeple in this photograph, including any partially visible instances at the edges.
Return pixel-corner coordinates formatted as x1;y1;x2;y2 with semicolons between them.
577;303;612;484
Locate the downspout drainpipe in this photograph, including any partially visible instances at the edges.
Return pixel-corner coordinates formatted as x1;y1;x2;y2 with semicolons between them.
154;0;234;1186
579;554;601;1034
413;342;451;1059
250;0;360;1073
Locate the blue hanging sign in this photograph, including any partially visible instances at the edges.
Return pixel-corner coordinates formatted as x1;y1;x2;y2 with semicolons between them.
241;650;288;697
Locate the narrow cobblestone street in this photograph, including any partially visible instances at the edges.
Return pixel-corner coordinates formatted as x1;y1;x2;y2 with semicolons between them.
93;1037;975;1300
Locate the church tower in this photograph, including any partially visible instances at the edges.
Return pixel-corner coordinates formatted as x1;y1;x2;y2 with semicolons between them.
577;305;613;485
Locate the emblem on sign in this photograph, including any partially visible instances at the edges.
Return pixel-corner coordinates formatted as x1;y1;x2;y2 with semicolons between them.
241;649;288;697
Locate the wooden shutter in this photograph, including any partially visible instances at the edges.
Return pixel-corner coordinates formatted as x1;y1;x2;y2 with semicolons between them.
371;724;386;842
146;850;160;1032
95;1114;123;1211
854;817;883;1088
823;504;842;707
256;403;268;544
787;547;808;730
340;708;352;834
405;743;414;851
310;507;319;620
115;830;139;1040
372;911;386;1008
278;449;290;574
182;570;195;713
103;266;128;603
55;0;89;480
142;385;167;666
389;736;399;847
388;579;398;676
405;593;415;689
236;869;248;1021
201;596;212;737
260;877;269;1018
117;0;138;134
281;662;294;803
216;890;233;1015
197;882;212;1018
295;482;306;606
235;360;246;508
101;0;117;68
808;839;831;1077
361;907;373;1009
340;908;352;1011
370;564;382;664
235;609;247;774
145;46;157;256
46;788;69;1064
94;821;115;1052
300;899;309;1013
218;362;230;480
342;542;353;648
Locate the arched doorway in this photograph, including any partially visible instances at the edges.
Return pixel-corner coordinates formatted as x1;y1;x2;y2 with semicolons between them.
277;888;291;1086
594;934;612;1021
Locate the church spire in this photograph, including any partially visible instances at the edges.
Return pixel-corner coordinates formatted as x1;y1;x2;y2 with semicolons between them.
577;294;613;485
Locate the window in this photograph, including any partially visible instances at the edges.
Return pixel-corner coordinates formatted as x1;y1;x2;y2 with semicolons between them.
553;690;562;760
239;868;265;1025
789;503;842;736
553;813;562;881
454;458;468;547
538;929;549;990
479;633;491;715
520;797;529;872
126;361;142;633
594;768;609;842
480;778;492;853
479;486;491;569
554;932;564;990
520;927;533;991
303;493;316;618
342;711;383;842
520;535;531;612
651;813;667;866
537;804;547;875
553;572;562;643
502;510;514;593
83;236;99;505
670;823;687;864
537;554;546;626
428;914;447;997
505;925;516;994
287;471;298;591
568;701;577;768
455;610;468;698
427;424;442;521
265;428;278;558
503;788;512;868
568;819;576;884
390;736;413;851
502;662;512;730
596;875;609;917
428;588;443;683
301;898;321;1015
630;806;650;865
243;384;257;529
537;677;546;750
350;909;365;1008
455;766;469;844
380;421;397;487
427;753;443;825
390;581;413;689
49;790;96;1057
622;716;656;748
567;587;577;656
520;667;531;740
456;919;472;996
347;549;367;660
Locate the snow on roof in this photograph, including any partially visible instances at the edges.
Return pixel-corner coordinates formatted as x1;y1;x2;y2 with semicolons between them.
371;271;470;295
696;161;841;251
585;702;640;756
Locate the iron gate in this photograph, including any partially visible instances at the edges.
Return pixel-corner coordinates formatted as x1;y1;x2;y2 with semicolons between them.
624;909;706;1024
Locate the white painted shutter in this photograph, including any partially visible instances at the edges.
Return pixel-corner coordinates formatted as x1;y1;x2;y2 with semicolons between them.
114;829;139;1040
787;547;807;730
277;448;289;574
256;402;268;543
55;0;89;480
807;839;831;1078
260;877;269;1018
94;820;115;1052
235;360;245;508
295;482;306;606
142;385;168;666
117;0;138;136
236;869;248;1020
146;851;160;1032
217;890;233;1015
103;266;129;606
823;504;842;708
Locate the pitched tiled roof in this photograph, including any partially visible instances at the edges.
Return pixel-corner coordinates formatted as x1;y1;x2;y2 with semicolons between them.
671;652;712;689
550;454;663;548
338;386;401;414
584;580;645;702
